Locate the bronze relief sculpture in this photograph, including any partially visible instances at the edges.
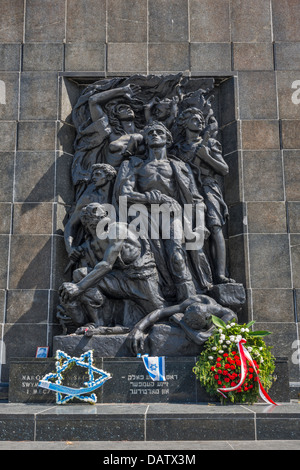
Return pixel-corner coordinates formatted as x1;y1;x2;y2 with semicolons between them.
57;74;245;355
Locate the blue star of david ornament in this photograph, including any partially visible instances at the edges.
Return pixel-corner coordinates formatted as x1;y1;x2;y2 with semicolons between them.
38;350;111;404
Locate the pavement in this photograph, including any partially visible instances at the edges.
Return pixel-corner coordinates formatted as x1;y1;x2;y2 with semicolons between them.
0;439;299;450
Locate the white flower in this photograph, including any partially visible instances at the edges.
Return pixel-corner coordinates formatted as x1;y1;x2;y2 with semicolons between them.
218;350;224;354
226;325;231;329
208;356;214;360
226;340;231;344
245;328;249;332
220;334;225;340
259;347;263;351
230;323;235;327
212;346;217;351
218;329;223;333
219;339;223;344
247;347;252;352
241;328;245;332
229;336;235;342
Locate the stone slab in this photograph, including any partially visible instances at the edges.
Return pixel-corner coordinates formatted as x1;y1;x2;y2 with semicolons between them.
0;402;299;441
8;356;289;404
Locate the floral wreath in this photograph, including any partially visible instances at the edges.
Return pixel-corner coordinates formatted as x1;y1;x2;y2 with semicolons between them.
193;316;277;404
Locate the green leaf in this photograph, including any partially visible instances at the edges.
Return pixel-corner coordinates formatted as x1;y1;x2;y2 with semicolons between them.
248;330;272;337
246;320;256;328
211;315;227;329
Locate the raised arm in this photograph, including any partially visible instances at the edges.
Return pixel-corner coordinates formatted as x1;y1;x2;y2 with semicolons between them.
89;84;141;122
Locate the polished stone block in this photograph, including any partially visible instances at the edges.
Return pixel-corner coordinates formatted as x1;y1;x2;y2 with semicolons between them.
149;43;189;72
190;0;230;43
0;0;24;43
0;402;299;442
146;404;256;441
107;0;147;43
6;289;49;323
0;153;14;203
14;151;55;203
241;120;280;150
248;234;292;288
17;121;56;151
0;44;21;71
190;43;231;72
0;235;9;289
35;403;147;441
272;0;300;41
65;43;106;72
23;43;64;71
107;43;147;73
243;151;284;202
8;235;52;289
281;120;300;149
25;0;65;43
251;289;295;323
0;73;19;120
247;202;287;233
291;234;300;288
283;151;300;200
19;72;58;120
8;356;289;405
288;202;300;233
0;203;11;234
13;202;53;234
0;121;17;151
238;72;277;120
233;43;274;71
66;0;106;43
148;0;189;43
230;0;272;42
275;42;300;70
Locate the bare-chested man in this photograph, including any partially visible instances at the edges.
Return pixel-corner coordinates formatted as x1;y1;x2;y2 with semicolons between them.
115;121;213;300
58;203;165;331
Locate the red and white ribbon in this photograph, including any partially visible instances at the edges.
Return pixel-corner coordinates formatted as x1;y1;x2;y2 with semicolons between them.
217;338;278;405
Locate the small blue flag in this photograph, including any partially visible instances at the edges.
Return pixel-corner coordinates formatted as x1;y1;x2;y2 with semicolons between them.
141;355;166;381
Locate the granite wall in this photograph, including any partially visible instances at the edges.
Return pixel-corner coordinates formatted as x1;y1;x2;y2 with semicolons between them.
0;0;299;390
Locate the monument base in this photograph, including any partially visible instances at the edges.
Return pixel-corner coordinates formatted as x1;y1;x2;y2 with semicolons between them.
8;356;289;404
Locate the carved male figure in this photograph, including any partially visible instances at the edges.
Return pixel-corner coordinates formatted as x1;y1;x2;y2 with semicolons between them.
59;203;165;331
115;121;213;299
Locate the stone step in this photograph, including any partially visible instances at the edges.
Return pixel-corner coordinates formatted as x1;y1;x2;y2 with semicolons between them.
0;402;299;441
